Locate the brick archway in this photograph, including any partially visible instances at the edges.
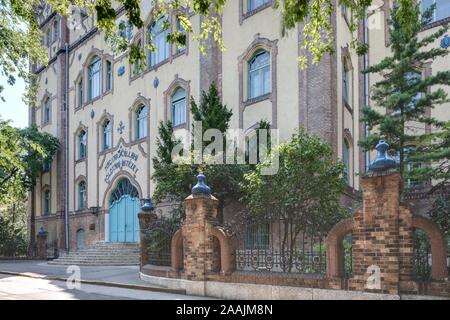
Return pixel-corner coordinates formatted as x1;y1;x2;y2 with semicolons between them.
326;218;354;278
412;216;448;280
210;227;235;275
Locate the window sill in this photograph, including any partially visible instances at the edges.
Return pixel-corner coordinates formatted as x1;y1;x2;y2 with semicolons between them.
98;148;112;156
75;158;86;164
132;137;147;144
421;16;450;32
172;123;187;130
243;93;271;107
41;121;51;128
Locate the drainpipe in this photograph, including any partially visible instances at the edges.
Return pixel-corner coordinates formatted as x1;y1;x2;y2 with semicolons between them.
363;13;370;171
64;42;70;252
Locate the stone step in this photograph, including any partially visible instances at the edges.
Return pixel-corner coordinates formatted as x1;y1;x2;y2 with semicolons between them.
50;241;140;266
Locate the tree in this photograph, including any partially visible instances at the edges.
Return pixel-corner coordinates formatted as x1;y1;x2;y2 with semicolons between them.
152;83;252;222
241;129;348;271
0;119;60;202
359;3;450;181
0;0;420;103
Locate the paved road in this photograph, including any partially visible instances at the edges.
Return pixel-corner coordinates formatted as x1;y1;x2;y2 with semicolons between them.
0;260;151;287
0;274;204;300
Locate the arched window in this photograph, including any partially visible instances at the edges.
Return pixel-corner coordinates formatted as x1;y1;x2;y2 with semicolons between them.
43;189;51;215
102;120;112;150
343;139;350;185
88;56;101;100
78;181;87;210
78;78;83;107
248;50;270;99
171;87;186;127
43;97;51;124
148;16;169;67
136;105;148;139
78;130;87;160
106;60;112;91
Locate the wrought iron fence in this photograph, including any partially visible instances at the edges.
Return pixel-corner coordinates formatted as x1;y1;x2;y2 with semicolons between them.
232;220;328;274
144;219;179;267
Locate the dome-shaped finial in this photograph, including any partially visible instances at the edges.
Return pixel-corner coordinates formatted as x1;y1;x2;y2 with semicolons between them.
140;198;155;212
368;140;397;172
192;172;211;195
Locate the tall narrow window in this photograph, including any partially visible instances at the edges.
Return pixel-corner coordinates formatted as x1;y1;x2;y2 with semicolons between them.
46;29;51;47
78;78;83;107
43;97;51;124
78;130;87;160
88;57;101;101
343;140;350;185
248;0;270;12
171;87;186;127
343;60;350;104
175;17;186;54
103;120;112;150
106;61;112;91
53;20;59;42
133;40;142;75
43;158;51;173
136;105;148;139
78;181;87;210
148;17;169;67
248;50;270;99
43;190;51;215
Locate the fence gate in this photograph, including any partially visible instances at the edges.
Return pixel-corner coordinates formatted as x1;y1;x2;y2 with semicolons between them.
144;219;180;267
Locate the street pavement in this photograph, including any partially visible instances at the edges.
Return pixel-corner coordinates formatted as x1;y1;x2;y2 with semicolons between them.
0;274;203;300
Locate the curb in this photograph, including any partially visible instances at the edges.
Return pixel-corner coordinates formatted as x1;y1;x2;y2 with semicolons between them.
0;270;186;295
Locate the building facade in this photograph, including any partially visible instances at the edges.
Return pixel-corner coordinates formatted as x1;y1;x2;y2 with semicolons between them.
29;0;450;251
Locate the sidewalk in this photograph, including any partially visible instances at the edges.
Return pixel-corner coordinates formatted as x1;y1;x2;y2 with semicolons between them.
0;260;185;295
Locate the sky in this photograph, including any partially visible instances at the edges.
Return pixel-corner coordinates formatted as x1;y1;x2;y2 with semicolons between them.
0;74;28;128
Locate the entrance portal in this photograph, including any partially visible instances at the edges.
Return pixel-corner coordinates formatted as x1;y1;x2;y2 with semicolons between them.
109;178;140;242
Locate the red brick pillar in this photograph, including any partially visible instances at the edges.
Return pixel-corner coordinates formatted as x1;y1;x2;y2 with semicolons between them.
182;193;220;280
36;229;47;260
349;172;413;295
138;210;157;269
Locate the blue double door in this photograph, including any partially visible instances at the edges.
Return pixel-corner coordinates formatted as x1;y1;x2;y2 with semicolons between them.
109;195;140;242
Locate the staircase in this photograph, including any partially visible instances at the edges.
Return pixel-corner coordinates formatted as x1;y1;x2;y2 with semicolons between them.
48;242;140;266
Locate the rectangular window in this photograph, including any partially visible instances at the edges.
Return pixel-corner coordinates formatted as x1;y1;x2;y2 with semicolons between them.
172;99;186;127
43;191;51;215
89;59;101;100
343;62;349;104
244;224;270;250
106;61;112;91
175;18;186;54
78;79;83;107
422;0;450;23
46;29;51;47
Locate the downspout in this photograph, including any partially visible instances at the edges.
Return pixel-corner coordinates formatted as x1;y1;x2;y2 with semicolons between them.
64;42;70;252
363;13;370;171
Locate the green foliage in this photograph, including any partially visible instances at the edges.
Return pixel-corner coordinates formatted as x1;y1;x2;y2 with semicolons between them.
428;195;450;238
0;119;59;202
0;0;420;104
0;199;28;257
359;3;450;181
241;128;348;238
152;83;251;222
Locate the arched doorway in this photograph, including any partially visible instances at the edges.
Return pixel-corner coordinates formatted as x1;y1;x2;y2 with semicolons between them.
109;178;140;242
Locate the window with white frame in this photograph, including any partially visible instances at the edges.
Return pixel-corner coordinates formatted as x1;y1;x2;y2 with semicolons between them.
88;57;101;101
148;17;170;67
102;119;112;150
78;130;87;160
171;87;186;127
247;0;271;12
248;50;271;99
136;105;148;139
43;97;51;124
78;181;87;210
52;20;59;42
43;190;51;215
422;0;450;23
